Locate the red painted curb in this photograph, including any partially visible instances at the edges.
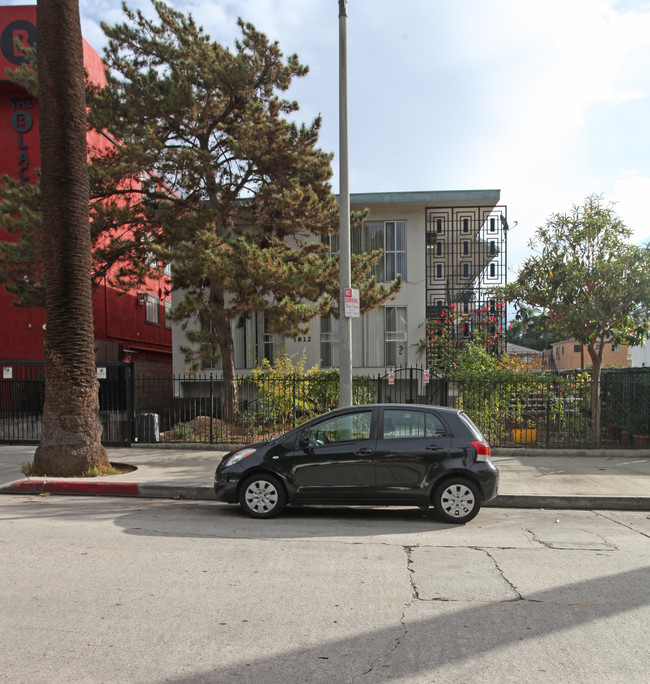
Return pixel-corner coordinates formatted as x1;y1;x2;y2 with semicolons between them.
7;480;140;496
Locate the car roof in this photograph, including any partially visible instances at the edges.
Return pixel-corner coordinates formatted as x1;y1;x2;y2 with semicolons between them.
326;404;462;416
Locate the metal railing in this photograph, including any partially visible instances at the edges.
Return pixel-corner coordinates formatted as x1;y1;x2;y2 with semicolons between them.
2;360;649;449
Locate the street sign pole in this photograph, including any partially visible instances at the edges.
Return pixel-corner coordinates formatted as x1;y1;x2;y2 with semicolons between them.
338;0;353;407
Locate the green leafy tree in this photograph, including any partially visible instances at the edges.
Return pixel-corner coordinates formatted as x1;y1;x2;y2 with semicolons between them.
504;194;650;443
32;0;110;476
87;0;400;418
506;305;560;351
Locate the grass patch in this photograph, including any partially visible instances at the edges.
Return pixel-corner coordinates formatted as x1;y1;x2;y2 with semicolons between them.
83;463;120;478
21;461;35;477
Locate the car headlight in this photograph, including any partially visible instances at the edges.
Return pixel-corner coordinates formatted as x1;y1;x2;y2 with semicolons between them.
224;448;256;467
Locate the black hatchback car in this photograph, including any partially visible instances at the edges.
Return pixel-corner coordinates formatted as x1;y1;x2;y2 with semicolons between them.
214;404;498;524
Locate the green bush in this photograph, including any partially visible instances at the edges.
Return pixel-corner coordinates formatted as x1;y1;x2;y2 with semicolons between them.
169;421;196;442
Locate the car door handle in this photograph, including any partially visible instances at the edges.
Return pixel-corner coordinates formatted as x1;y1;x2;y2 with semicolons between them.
355;448;374;456
426;444;443;451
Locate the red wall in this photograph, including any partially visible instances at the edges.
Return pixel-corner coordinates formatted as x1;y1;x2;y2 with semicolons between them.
0;5;171;364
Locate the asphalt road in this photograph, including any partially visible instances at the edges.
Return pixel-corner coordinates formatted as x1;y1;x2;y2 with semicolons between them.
1;496;649;683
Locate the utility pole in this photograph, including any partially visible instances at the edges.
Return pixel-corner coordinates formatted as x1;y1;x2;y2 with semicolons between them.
338;0;353;407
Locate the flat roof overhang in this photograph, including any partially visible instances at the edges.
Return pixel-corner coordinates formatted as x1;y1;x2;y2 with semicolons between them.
343;189;501;206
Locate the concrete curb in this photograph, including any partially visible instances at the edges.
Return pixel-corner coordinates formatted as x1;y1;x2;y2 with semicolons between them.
2;479;650;510
0;479;216;500
486;494;650;511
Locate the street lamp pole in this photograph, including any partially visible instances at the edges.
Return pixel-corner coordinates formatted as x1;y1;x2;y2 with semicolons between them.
338;0;353;407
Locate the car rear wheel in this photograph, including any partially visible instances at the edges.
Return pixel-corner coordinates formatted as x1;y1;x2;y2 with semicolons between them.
239;474;286;519
433;478;481;524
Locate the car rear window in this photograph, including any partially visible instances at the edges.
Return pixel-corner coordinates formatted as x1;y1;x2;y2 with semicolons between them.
458;412;486;441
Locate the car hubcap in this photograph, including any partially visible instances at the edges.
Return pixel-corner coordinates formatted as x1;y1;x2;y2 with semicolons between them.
440;484;475;519
245;481;278;514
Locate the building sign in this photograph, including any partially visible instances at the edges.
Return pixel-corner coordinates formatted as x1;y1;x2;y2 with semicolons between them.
1;6;37;183
96;367;107;380
11;97;33;181
344;288;360;318
3;367;13;379
0;7;36;80
423;369;430;384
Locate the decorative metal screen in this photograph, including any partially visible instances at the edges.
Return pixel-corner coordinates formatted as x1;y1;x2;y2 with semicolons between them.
425;205;508;363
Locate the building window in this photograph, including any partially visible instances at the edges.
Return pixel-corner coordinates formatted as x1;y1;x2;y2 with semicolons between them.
320;316;339;368
145;294;159;325
462;218;469;232
612;344;620;353
436;218;443;233
353;220;406;282
462;263;470;278
325;307;408;368
462;241;470;256
201;312;274;370
574;344;581;353
489;240;497;255
385;306;407;366
435;263;444;279
489;263;497;278
489;217;496;233
164;300;172;329
436;241;443;257
232;313;274;369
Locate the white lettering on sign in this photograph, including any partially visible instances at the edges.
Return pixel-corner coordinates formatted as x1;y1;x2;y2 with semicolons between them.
344;287;360;318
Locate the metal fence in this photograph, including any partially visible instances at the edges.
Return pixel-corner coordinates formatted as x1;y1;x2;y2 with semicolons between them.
2;360;649;448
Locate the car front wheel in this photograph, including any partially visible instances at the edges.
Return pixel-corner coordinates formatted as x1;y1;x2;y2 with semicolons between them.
433;478;481;524
239;474;287;519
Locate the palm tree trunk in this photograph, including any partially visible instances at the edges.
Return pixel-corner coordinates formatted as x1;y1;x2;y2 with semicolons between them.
33;0;110;476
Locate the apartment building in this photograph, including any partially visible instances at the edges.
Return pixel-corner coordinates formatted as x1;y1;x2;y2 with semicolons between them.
172;189;508;376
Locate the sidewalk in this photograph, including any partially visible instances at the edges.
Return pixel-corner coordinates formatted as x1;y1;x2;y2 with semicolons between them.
1;444;649;510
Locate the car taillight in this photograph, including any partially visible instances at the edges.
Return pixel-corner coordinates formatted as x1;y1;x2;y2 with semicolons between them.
471;441;491;462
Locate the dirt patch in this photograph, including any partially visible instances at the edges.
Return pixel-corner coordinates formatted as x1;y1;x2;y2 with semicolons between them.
159;415;278;444
110;462;137;474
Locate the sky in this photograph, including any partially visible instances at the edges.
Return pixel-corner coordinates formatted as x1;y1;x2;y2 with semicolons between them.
7;0;650;273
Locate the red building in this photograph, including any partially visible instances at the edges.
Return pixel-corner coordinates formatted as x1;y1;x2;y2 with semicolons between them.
0;5;171;374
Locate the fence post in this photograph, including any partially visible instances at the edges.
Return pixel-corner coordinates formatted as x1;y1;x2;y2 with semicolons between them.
126;362;134;445
209;374;214;444
546;396;551;448
377;373;382;403
292;374;297;428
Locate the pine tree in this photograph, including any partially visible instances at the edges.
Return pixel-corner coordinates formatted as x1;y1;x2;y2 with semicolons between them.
86;1;400;417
